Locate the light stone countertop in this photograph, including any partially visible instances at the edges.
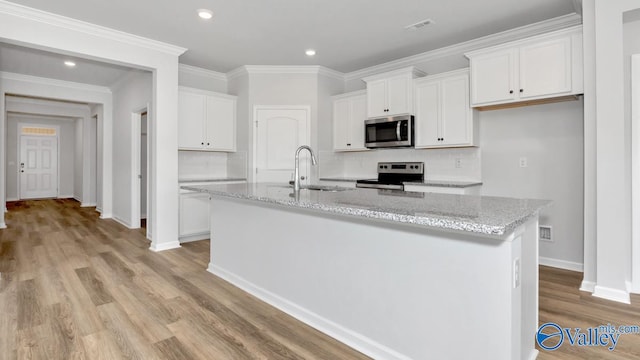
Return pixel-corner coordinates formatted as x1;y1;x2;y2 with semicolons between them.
181;182;550;236
406;180;483;188
178;178;247;184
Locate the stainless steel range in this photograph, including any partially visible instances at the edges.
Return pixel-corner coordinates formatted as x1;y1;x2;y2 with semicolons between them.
355;162;424;190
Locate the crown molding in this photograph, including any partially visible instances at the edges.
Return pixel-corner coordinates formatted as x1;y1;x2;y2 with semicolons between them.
0;0;187;56
345;12;583;82
226;65;344;81
179;64;227;82
6;94;90;110
6;111;78;121
1;71;112;94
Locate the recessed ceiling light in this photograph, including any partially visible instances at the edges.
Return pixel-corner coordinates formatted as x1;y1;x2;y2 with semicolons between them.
305;49;316;56
198;9;213;19
64;60;76;67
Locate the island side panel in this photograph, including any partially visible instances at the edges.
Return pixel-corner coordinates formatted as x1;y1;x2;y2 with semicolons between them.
208;195;529;360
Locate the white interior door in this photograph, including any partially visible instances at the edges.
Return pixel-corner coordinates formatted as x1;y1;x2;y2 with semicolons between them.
20;135;58;199
255;107;311;183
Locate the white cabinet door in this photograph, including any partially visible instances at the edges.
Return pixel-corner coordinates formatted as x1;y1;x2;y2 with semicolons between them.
349;95;367;150
333;97;351;151
333;92;367;152
469;49;516;106
440;74;472;146
206;95;236;151
386;74;412;116
179;191;210;239
519;37;572;99
415;69;476;149
178;91;206;149
414;81;440;147
366;79;388;118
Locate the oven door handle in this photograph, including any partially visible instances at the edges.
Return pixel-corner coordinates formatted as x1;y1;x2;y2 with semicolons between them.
396;121;402;141
356;183;404;190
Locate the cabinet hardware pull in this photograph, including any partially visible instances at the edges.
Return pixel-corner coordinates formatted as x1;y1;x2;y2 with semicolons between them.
201;142;204;145
347;143;351;146
509;90;514;94
520;89;523;93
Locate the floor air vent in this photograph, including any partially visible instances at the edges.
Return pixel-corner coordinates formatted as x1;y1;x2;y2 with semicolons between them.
539;226;552;242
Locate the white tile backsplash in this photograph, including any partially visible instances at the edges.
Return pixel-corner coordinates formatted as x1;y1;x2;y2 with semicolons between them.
319;147;481;181
227;151;248;179
179;151;228;180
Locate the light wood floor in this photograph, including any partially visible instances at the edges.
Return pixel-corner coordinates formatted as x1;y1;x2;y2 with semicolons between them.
0;199;370;360
2;199;640;359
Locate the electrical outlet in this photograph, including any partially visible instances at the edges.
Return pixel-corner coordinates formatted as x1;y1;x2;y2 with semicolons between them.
519;157;528;168
455;158;462;168
513;258;521;288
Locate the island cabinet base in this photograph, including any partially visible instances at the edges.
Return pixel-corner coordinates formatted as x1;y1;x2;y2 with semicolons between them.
208;195;539;360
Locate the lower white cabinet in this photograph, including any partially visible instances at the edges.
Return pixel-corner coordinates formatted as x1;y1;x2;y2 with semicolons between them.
414;68;478;148
179;180;246;242
404;184;481;195
179;190;211;242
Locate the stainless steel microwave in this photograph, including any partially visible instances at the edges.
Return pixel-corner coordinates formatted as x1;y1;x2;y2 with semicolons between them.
365;115;414;148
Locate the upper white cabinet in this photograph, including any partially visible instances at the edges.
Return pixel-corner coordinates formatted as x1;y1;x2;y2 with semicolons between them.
333;90;367;151
465;26;583;107
178;87;237;152
414;69;477;148
362;67;426;118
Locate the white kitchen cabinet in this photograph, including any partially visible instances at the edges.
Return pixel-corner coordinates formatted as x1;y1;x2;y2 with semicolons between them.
332;90;367;151
179;190;211;242
178;87;237;152
179;180;246;242
362;66;425;118
466;26;582;107
414;69;477;148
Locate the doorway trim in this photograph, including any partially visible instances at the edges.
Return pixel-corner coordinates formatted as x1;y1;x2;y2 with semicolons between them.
251;105;311;183
632;54;640;293
131;105;150;236
16;122;61;200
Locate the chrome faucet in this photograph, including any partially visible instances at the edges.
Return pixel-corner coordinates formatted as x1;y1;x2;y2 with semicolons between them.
294;145;317;191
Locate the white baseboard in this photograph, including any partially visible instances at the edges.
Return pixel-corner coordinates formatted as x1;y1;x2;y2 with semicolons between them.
208;264;413;360
179;233;209;243
58;194;74;199
6;197;18;202
112;216;132;229
580;280;596;293
81;202;97;208
0;222;6;229
593;285;631;304
149;241;181;252
539;257;583;272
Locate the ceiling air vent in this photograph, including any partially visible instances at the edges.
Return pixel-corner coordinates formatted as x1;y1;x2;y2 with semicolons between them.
539;226;552;242
405;19;434;31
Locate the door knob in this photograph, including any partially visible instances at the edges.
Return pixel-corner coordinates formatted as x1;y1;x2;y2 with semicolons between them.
300;176;306;180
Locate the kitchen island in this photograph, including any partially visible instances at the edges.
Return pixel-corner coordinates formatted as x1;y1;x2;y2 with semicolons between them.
181;183;549;360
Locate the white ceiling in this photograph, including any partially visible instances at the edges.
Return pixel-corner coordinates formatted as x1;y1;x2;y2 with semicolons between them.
3;0;579;77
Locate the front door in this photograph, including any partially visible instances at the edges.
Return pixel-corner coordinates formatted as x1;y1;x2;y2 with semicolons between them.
255;107;311;183
20;135;58;199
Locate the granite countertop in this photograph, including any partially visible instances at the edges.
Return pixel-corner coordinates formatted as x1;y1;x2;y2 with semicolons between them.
406;180;483;188
181;183;549;236
318;177;363;182
320;177;482;188
178;178;247;184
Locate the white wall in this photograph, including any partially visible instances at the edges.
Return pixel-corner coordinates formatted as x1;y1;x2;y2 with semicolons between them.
74;118;83;200
178;151;228;180
480;100;584;268
581;0;640;304
111;71;152;227
179;64;227;93
5;114;76;200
